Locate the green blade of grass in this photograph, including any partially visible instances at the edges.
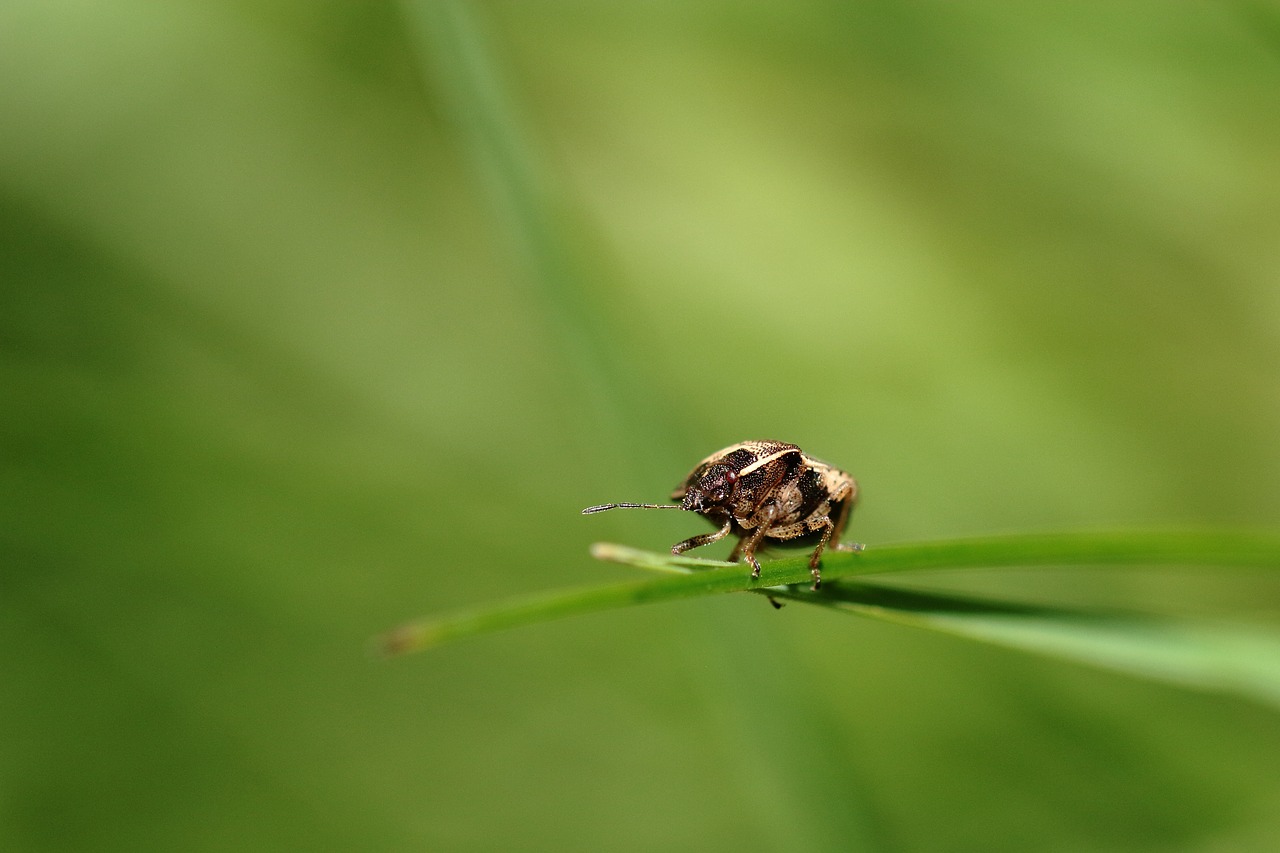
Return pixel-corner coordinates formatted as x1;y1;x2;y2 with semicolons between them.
378;530;1280;656
771;581;1280;708
605;534;1280;708
400;0;672;458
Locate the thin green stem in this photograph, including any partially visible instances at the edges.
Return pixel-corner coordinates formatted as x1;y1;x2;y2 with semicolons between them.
378;530;1280;656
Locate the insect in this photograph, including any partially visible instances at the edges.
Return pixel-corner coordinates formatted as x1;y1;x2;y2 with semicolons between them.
583;440;861;589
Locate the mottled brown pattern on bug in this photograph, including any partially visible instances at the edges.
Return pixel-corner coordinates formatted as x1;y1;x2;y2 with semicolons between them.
585;440;861;589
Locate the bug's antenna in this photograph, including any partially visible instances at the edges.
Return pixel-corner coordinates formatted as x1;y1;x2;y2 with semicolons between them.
582;503;683;514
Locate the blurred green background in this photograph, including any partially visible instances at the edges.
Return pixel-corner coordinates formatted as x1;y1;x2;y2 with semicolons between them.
4;1;1280;850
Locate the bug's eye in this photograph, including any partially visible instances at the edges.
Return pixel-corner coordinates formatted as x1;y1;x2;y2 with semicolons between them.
725;470;738;483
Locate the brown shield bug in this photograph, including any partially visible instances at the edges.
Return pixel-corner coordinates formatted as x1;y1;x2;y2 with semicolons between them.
583;440;861;589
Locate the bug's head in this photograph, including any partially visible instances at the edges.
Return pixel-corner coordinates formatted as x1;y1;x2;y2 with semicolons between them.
677;464;738;514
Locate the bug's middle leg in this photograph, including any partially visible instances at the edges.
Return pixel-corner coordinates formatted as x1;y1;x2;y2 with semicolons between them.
738;505;778;579
727;461;790;566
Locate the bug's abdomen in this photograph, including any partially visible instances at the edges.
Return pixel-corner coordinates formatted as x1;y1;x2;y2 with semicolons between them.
765;466;855;543
793;466;832;519
766;496;845;541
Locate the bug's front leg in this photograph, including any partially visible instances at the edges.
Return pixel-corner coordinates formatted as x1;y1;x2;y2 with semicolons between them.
671;514;733;556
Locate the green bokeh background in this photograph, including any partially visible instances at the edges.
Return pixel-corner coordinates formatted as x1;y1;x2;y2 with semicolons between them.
4;2;1280;850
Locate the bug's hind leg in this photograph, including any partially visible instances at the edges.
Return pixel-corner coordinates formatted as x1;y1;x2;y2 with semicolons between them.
828;485;863;556
806;517;836;590
828;491;863;555
672;515;732;556
806;533;865;590
805;487;864;588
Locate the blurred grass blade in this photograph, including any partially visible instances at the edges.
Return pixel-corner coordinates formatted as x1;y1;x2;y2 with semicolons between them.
378;556;755;656
400;0;667;457
378;530;1280;656
775;582;1280;709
